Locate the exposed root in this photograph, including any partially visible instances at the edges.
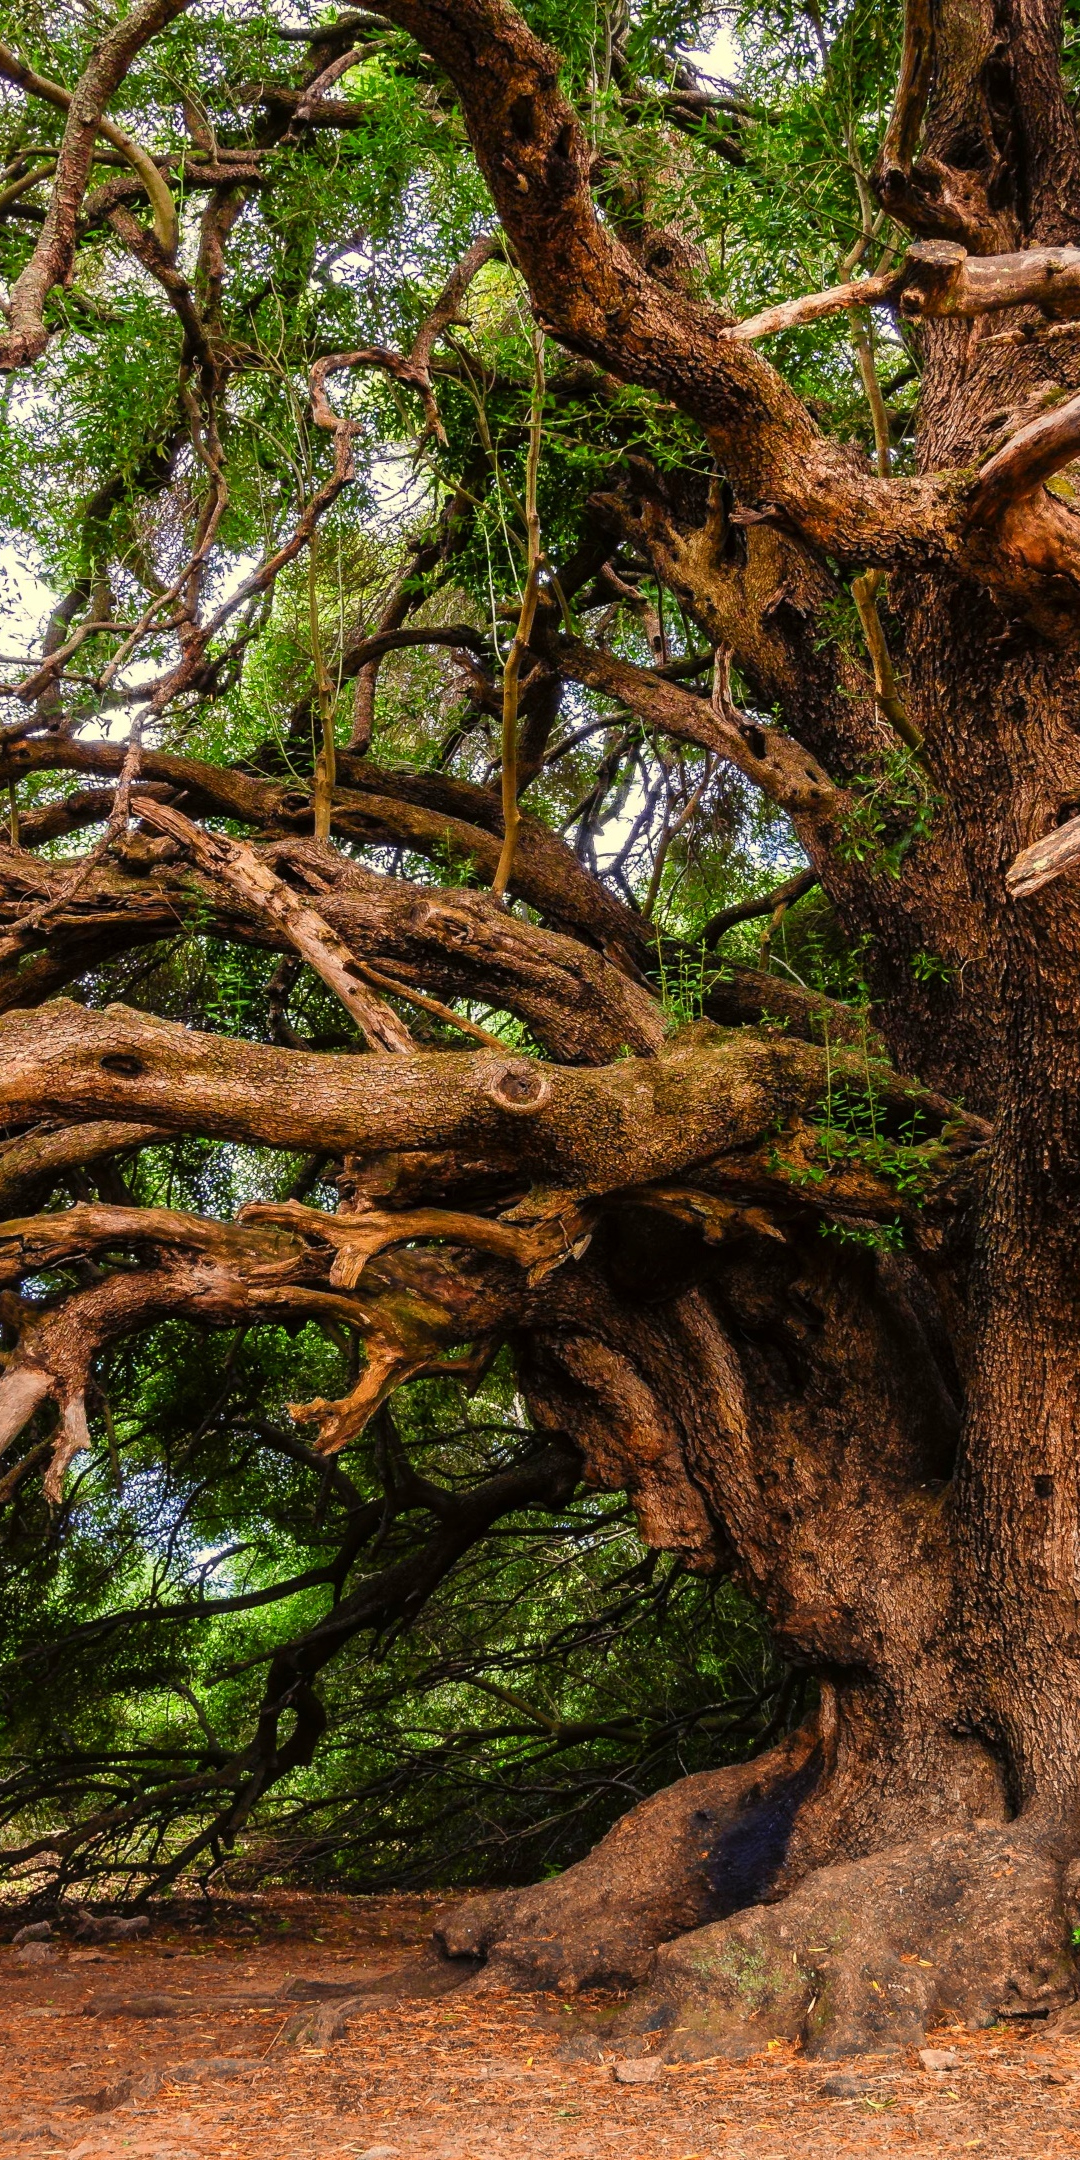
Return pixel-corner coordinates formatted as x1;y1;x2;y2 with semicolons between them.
434;1731;819;1993
622;1822;1075;2059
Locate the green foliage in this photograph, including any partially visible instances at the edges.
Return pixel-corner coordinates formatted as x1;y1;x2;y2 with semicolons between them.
909;947;953;989
0;1310;786;1893
652;935;712;1026
819;1215;904;1254
836;749;938;879
809;1117;938;1215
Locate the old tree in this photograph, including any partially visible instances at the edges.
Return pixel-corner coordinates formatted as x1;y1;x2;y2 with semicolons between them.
7;0;1080;2055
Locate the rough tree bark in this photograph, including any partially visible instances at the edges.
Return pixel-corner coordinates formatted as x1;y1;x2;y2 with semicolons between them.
4;0;1080;2060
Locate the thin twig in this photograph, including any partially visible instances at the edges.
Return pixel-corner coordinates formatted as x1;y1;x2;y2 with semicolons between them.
309;533;337;843
493;323;545;902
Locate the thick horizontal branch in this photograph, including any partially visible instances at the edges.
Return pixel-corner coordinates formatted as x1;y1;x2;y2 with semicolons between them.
0;739;647;971
0;1006;980;1483
0;999;958;1197
0;831;663;1062
0;1119;161;1217
0;1201;297;1287
701;962;877;1052
0;1191;592;1296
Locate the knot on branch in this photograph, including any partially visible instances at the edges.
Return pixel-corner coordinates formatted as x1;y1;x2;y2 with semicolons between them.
482;1060;552;1115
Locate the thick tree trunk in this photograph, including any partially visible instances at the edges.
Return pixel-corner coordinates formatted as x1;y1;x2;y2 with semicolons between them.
957;1071;1080;1822
422;570;1080;2050
435;1729;822;1993
436;1163;1080;2051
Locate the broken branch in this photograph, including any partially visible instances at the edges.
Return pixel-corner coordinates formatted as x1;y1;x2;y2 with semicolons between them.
131;797;414;1052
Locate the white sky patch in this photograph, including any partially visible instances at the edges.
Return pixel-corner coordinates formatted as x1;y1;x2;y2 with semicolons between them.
0;539;271;743
0;543;54;664
687;14;740;82
189;1543;240;1588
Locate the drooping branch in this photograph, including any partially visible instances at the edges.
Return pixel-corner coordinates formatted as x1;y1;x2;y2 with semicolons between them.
0;1102;975;1492
851;572;922;753
0;1255;253;1500
8;1429;582;1890
0;1;196;371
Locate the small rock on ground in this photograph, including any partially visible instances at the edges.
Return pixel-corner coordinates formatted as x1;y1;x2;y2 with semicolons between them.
612;2057;660;2084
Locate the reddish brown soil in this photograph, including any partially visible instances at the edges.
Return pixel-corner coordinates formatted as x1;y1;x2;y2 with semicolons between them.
0;1890;1078;2159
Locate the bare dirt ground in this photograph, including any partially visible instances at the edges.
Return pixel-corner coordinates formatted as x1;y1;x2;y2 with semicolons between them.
1;1890;1078;2160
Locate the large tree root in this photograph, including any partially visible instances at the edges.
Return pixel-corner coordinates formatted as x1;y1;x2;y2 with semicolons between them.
434;1730;820;1992
620;1822;1075;2059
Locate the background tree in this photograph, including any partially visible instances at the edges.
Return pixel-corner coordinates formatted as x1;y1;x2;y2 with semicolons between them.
3;0;1080;2058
